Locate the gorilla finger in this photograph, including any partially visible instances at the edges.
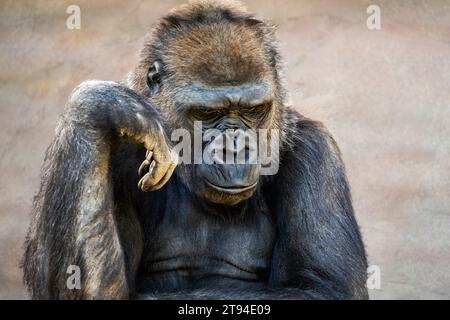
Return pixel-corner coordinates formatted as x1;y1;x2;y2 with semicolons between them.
139;160;162;191
149;160;177;191
147;161;172;187
138;161;156;191
138;177;145;191
139;172;153;192
148;160;156;175
138;159;150;176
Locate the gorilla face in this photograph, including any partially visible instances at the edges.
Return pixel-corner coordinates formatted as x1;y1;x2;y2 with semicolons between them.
184;83;274;205
145;20;278;206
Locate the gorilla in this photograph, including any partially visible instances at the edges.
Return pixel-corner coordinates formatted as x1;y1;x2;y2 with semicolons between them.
23;0;368;299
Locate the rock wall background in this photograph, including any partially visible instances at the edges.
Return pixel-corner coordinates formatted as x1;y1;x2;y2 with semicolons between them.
0;0;449;299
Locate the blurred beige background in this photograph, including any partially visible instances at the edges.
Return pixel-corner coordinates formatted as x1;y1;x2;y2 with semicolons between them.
1;0;449;299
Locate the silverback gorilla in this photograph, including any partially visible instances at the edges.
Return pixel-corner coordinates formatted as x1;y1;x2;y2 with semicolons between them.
23;0;368;299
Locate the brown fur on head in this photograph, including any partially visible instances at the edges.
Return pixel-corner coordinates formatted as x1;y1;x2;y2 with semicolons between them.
128;0;285;116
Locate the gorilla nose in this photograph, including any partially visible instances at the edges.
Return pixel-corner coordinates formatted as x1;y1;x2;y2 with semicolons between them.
207;129;257;165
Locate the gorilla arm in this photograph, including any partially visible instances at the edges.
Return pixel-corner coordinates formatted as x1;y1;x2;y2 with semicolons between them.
267;114;369;299
23;81;177;299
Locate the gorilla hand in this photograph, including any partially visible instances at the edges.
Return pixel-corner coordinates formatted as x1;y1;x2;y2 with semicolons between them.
115;104;178;192
137;144;178;192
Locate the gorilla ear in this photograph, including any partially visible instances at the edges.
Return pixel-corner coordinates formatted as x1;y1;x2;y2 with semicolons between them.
147;61;163;96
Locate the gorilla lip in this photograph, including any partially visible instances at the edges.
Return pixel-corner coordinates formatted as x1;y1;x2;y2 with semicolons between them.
205;180;257;194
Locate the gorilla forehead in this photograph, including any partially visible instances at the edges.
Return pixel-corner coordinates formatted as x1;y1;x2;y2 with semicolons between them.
146;0;276;87
164;23;272;86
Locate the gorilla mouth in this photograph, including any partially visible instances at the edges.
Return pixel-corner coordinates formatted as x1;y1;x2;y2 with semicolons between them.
205;180;258;194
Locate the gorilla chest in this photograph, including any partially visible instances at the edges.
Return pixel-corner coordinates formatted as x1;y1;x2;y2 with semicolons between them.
139;194;276;290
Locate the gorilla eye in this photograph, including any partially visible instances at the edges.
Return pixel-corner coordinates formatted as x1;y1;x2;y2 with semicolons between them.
246;105;263;112
241;104;269;117
202;109;218;115
190;107;222;120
